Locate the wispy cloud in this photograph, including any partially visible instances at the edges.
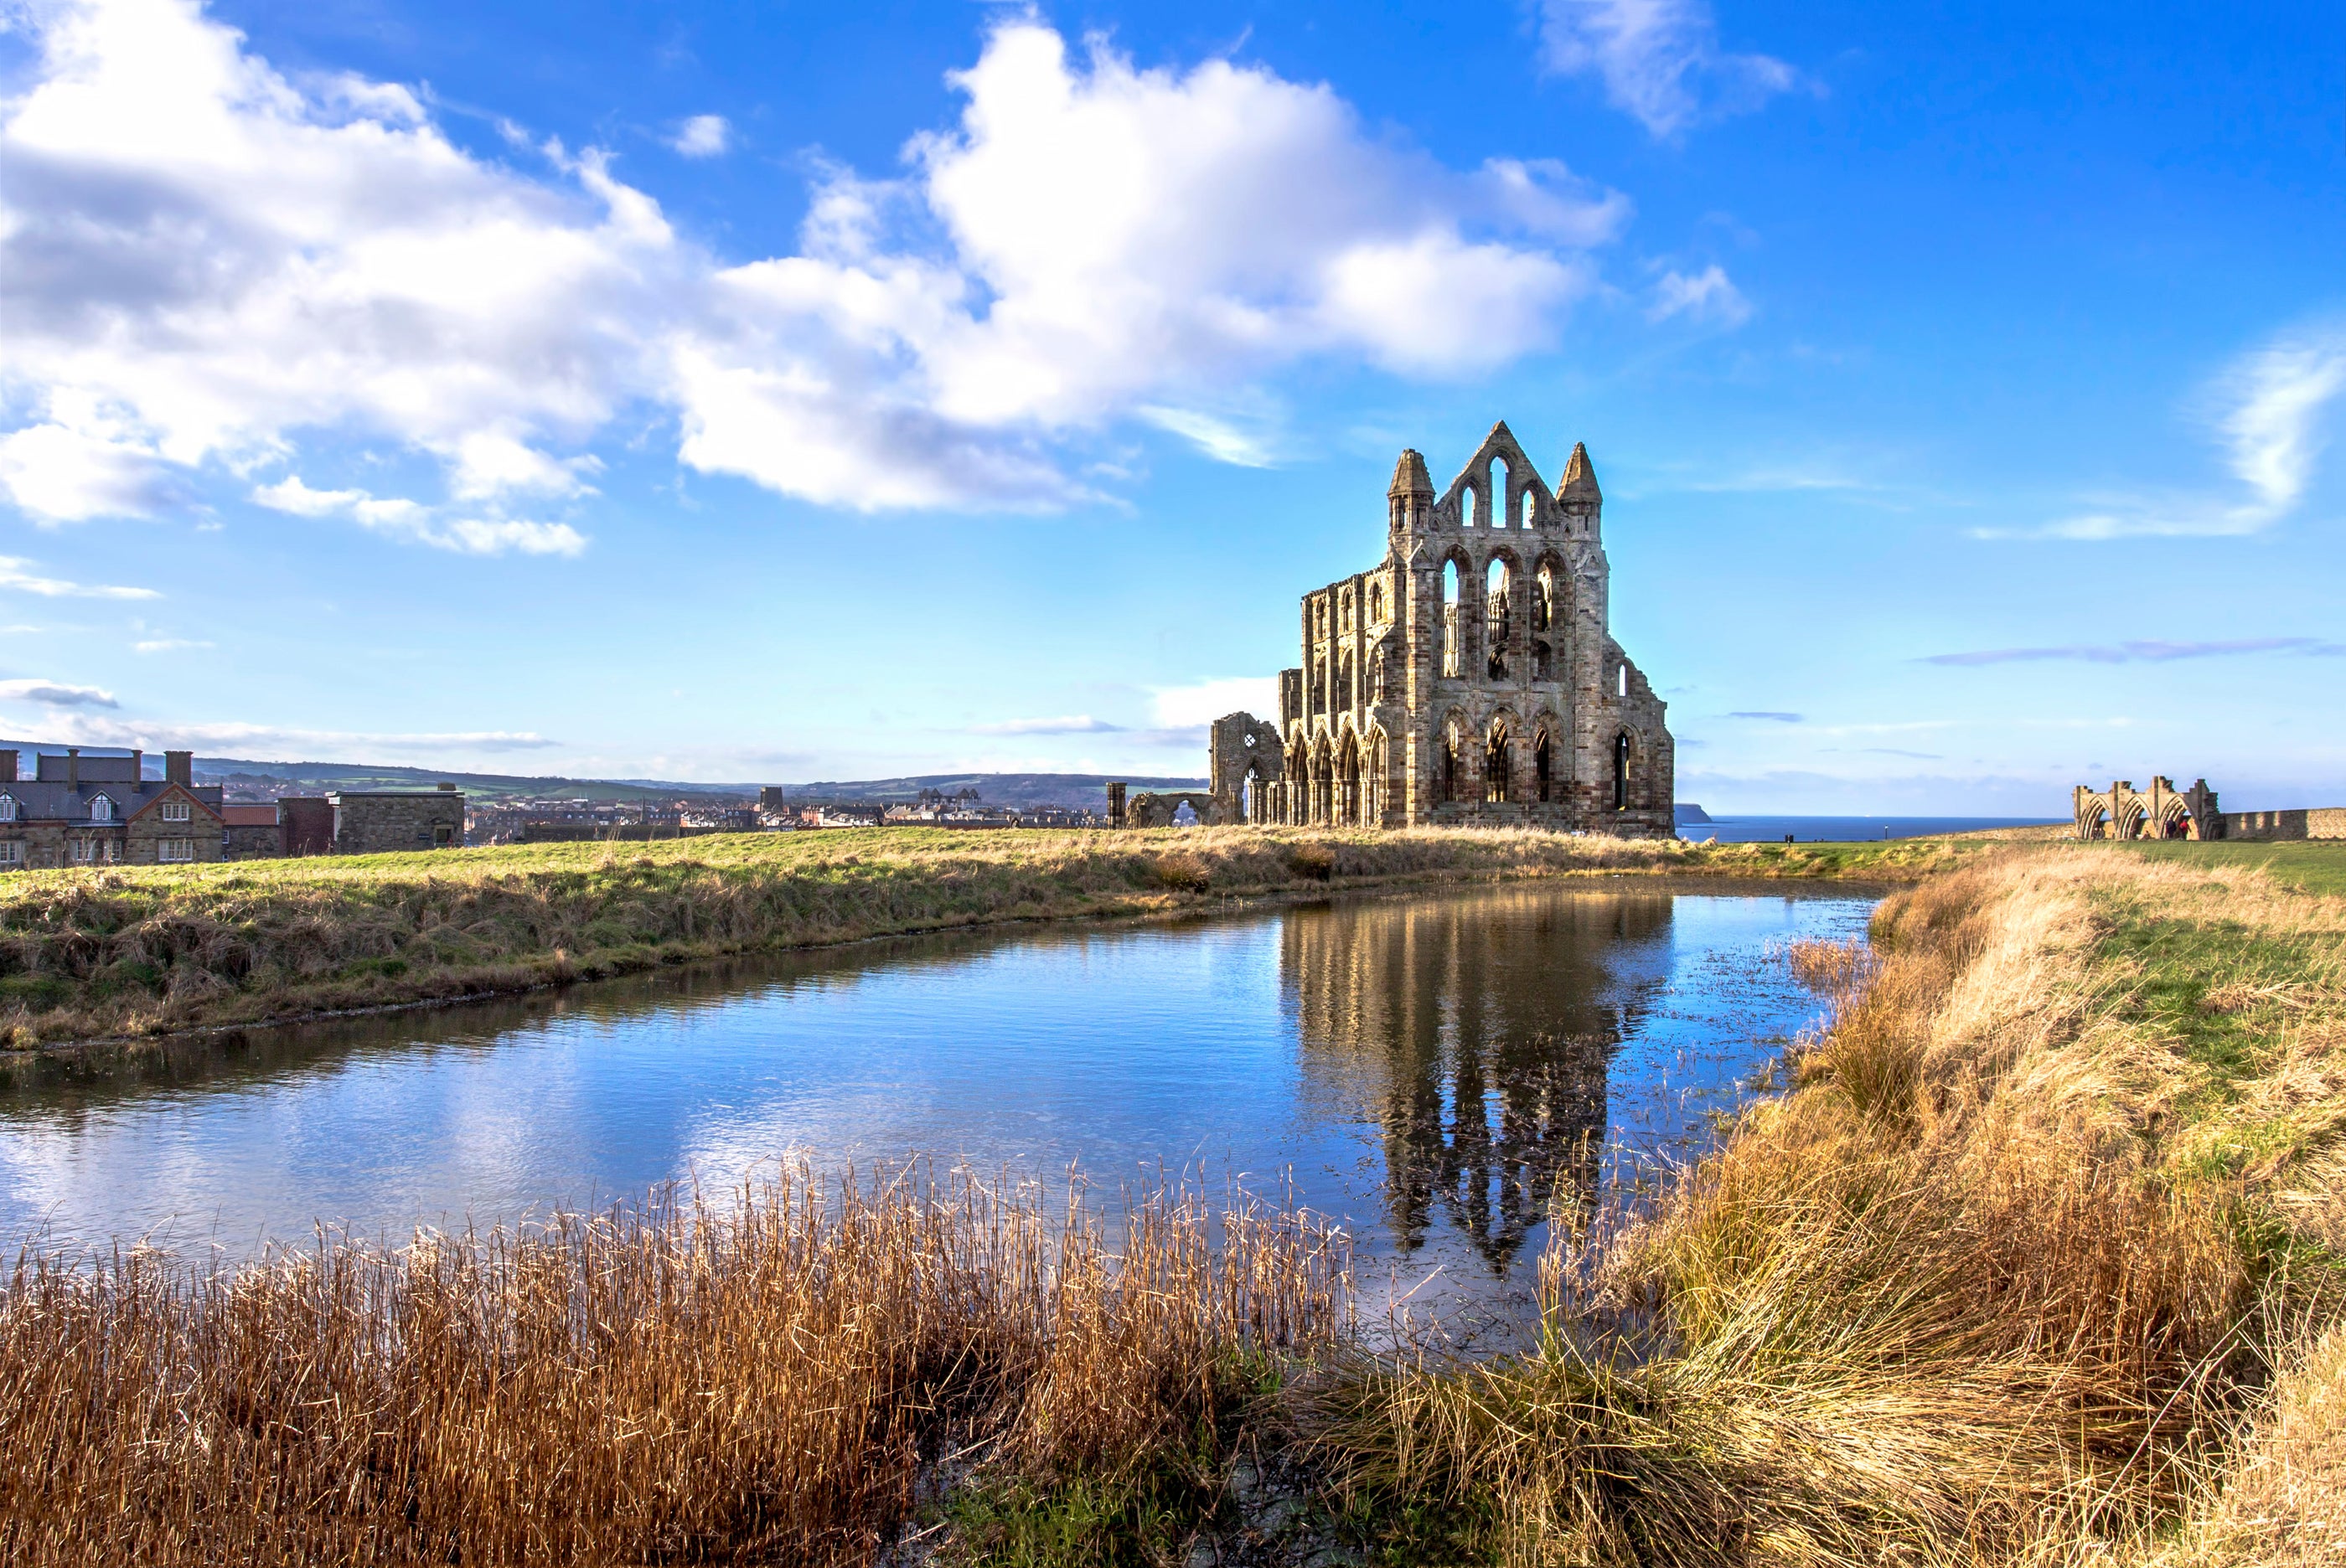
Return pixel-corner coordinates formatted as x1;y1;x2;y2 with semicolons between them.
1648;264;1749;327
0;556;158;600
1727;709;1803;722
0;678;116;707
1920;637;2343;667
968;714;1127;735
1989;320;2346;540
2223;328;2346;512
252;477;586;557
132;638;214;654
1536;0;1803;137
1136;407;1280;467
668;114;731;157
40;716;561;756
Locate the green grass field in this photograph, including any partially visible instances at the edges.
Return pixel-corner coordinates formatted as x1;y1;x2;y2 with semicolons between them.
2112;838;2346;895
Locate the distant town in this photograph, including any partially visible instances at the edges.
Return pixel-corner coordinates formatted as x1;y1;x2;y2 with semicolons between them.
0;744;1217;865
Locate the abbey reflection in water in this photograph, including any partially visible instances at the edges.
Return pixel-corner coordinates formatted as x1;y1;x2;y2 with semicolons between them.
1280;888;1672;1271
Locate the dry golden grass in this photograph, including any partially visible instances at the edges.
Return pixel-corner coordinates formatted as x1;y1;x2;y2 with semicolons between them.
1311;847;2346;1567
1785;935;1876;992
0;1170;1347;1566
23;841;2328;1565
2123;1319;2346;1567
0;825;1977;1046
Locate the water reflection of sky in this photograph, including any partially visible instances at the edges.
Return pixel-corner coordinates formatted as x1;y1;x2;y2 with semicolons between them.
0;883;1870;1308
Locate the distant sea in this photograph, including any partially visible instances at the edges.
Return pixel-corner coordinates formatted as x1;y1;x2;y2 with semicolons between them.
1678;816;2064;844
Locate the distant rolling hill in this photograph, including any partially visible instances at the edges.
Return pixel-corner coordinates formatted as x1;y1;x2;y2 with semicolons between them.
783;774;1206;811
0;744;1203;810
191;760;732;803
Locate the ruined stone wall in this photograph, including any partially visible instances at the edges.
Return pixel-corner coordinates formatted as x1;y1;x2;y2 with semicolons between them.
2074;778;2217;840
1210;708;1285;806
1125;791;1232;828
2218;808;2346;842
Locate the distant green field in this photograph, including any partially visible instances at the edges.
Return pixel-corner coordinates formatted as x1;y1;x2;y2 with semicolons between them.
2118;839;2346;895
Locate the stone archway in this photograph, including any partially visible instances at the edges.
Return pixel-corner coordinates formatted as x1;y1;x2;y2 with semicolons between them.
1125;791;1231;828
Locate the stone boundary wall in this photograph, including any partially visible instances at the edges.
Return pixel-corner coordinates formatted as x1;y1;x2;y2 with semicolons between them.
2218;808;2346;842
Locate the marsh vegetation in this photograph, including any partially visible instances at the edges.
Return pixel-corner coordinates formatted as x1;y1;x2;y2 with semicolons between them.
5;843;2339;1564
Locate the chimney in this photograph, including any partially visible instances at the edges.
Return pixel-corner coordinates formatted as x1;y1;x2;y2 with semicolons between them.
165;750;193;787
0;750;15;784
130;749;143;782
437;781;457;792
66;746;79;790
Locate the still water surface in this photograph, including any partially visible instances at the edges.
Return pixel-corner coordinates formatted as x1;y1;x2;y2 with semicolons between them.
1;882;1870;1303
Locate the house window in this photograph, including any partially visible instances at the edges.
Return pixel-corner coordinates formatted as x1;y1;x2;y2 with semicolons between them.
159;838;197;863
90;795;114;823
0;795;14;823
0;842;20;866
162;799;191;822
72;838;95;863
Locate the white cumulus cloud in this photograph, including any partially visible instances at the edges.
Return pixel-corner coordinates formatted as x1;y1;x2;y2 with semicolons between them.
1;0;674;527
2;3;1633;521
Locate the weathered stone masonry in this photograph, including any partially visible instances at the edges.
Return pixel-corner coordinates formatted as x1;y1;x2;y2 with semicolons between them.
328;785;467;854
1214;423;1673;834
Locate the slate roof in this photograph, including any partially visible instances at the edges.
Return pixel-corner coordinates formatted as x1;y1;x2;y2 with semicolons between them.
0;781;225;823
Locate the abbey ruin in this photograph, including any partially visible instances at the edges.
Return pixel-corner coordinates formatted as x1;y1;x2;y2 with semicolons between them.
1158;422;1674;835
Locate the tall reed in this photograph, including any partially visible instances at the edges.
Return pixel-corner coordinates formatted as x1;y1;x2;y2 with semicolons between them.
1309;851;2323;1567
0;1168;1348;1566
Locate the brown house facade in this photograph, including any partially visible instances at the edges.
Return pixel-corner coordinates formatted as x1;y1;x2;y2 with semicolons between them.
0;748;225;869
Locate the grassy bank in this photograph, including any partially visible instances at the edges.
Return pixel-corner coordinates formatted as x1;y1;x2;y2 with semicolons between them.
4;844;2342;1564
1305;844;2346;1565
0;826;1974;1046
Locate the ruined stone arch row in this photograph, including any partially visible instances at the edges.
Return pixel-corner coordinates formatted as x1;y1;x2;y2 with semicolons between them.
2072;777;2216;841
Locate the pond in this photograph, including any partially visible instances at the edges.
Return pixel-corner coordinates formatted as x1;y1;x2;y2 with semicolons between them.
0;880;1871;1319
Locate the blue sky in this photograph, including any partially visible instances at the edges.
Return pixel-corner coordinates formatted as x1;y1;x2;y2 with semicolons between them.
0;0;2339;812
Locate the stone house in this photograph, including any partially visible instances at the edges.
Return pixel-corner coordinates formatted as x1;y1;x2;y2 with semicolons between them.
220;803;285;859
1227;423;1675;835
0;748;225;869
326;784;467;854
220;799;339;859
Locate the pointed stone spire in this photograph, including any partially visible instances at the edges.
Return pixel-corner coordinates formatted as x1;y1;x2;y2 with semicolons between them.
1560;441;1600;504
1486;418;1517;446
1387;448;1434;499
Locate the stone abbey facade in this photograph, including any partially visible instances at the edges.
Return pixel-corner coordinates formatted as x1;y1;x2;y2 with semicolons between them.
1213;422;1673;834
